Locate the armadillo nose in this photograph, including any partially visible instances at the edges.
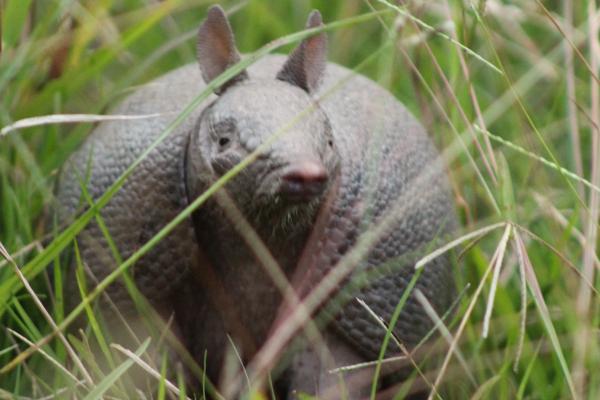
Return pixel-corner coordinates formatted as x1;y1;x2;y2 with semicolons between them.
279;161;328;201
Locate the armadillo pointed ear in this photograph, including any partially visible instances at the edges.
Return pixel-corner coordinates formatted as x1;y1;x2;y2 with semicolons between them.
197;5;248;94
276;10;328;93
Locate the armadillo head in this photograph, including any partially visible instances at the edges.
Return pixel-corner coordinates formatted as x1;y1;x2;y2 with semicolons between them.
187;6;339;228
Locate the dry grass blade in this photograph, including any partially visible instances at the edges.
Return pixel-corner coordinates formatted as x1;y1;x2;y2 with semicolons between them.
331;283;470;376
4;334;43;398
368;0;502;214
375;0;502;74
535;0;600;86
482;224;512;338
0;113;168;136
223;334;250;398
0;241;94;386
0;240;43;271
356;298;402;349
328;355;407;374
111;343;191;400
0;344;18;357
7;329;79;384
513;230;577;398
562;0;585;200
516;224;599;296
441;0;498;184
478;19;590;215
415;222;505;270
512;233;528;373
390;11;501;214
470;375;502;400
573;0;600;395
427;229;505;400
476;125;600;195
0;388;27;400
414;290;475;385
356;298;439;400
82;339;150;400
532;193;600;270
479;10;590;127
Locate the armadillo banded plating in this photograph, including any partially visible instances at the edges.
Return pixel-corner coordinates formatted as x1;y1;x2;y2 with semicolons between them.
57;6;457;396
266;70;457;358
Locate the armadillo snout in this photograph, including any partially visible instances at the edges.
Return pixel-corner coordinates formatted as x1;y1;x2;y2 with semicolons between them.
278;160;328;201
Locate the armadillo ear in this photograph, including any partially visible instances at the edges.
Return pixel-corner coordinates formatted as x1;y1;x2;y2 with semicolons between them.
276;10;327;93
197;5;248;95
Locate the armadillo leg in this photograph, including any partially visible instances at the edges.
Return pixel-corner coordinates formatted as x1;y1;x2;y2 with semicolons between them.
286;329;372;399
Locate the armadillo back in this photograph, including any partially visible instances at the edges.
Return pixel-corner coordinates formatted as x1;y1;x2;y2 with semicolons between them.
303;60;457;357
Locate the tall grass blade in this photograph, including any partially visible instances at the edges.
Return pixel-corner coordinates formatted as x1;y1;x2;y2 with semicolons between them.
81;338;150;400
513;230;577;398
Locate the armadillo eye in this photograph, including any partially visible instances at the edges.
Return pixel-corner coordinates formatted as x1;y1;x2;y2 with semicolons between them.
328;140;333;147
218;137;230;148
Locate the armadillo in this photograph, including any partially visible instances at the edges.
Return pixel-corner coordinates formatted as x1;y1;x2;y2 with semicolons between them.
56;6;457;397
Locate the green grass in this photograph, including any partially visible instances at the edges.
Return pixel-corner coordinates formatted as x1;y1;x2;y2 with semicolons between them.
1;0;600;398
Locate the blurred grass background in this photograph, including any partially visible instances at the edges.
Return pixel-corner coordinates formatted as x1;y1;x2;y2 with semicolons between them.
1;0;599;398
